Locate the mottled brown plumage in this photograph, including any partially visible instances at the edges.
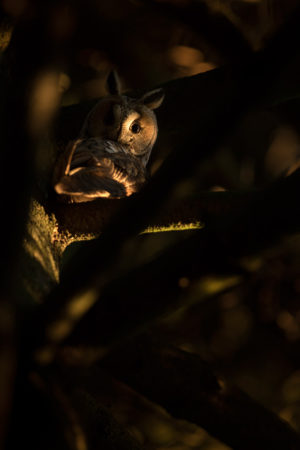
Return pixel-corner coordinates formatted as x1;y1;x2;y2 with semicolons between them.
53;71;164;202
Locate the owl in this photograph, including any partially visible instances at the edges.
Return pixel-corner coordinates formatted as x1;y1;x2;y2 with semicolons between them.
53;71;164;202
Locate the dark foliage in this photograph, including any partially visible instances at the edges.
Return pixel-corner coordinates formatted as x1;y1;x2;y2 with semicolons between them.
1;1;300;449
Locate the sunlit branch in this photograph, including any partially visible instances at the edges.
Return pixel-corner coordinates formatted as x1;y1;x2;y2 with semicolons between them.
32;170;300;364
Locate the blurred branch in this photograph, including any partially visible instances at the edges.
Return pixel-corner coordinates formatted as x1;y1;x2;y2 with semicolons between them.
1;2;76;448
32;369;143;450
137;0;253;63
0;5;55;446
56;375;143;450
102;335;300;450
72;390;142;450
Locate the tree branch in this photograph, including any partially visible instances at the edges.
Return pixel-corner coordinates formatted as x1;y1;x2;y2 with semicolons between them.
31;170;300;362
56;373;143;450
101;335;300;450
137;0;253;63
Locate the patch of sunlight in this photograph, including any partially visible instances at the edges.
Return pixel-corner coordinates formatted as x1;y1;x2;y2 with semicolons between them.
180;426;207;447
141;417;176;446
240;255;263;272
127;426;145;445
58;72;71;94
282;370;300;403
142;221;203;234
46;288;98;343
277;310;300;341
2;0;28;17
279;407;294;425
66;288;98;320
265;126;300;176
160;275;241;327
28;71;62;135
47;318;72;342
35;346;56;366
178;277;190;288
205;440;231;450
168;45;216;75
72;425;88;450
0;28;12;51
169;45;204;67
198;275;241;296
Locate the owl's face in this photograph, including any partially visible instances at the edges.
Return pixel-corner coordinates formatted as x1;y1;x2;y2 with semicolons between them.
80;73;164;166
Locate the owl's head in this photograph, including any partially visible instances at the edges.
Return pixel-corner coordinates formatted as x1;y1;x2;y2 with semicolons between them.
80;71;164;165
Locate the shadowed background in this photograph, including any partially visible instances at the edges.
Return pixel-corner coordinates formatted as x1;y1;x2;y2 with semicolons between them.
1;1;300;449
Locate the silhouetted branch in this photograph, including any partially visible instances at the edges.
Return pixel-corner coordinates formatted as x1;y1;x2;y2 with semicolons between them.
138;0;253;63
31;170;300;362
58;377;143;450
72;390;142;450
102;335;300;450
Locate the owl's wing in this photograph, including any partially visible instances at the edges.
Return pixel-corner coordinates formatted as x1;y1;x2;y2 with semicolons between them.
53;139;146;202
54;158;128;200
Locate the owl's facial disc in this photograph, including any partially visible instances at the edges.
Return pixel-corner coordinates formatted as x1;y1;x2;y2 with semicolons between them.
121;111;140;134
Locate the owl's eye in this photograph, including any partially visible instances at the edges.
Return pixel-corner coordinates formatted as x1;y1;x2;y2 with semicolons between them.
130;122;141;134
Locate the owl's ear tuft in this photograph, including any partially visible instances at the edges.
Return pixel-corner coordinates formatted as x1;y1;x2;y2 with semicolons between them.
141;88;164;110
107;70;121;95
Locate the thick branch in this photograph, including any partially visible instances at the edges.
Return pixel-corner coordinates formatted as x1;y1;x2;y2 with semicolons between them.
32;170;300;360
51;190;248;237
101;336;300;450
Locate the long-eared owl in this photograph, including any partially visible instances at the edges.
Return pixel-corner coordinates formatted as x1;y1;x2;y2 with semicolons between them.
53;71;164;202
